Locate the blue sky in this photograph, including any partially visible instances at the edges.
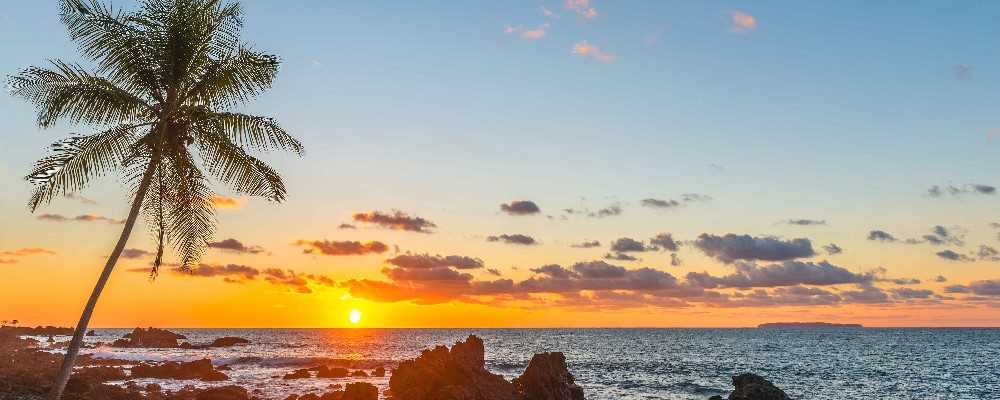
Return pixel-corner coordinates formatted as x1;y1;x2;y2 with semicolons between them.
2;1;1000;326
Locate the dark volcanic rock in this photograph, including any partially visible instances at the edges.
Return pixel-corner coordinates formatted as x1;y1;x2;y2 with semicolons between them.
513;352;584;400
342;382;378;400
131;359;228;381
112;327;187;348
87;329;97;336
210;337;251;347
388;335;521;400
725;373;791;400
283;368;312;379
169;385;250;400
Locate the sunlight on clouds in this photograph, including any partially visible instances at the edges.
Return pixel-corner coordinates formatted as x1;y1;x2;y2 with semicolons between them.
209;195;247;209
572;41;615;63
731;10;757;32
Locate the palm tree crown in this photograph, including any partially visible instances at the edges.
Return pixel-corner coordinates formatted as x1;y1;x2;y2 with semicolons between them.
9;0;303;273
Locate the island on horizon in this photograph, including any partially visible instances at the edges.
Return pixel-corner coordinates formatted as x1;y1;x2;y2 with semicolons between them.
758;322;864;329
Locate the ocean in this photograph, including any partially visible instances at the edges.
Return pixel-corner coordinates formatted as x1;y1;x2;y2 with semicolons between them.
34;328;1000;399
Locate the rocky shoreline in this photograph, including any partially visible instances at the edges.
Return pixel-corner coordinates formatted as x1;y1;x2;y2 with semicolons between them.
0;327;792;400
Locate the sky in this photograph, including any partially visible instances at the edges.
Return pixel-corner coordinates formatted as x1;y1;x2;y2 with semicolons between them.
1;0;999;328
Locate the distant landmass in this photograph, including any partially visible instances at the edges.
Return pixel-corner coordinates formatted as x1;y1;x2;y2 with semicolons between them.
758;322;864;328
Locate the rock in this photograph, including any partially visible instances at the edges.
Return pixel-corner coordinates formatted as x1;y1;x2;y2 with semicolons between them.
351;370;368;377
342;382;378;400
512;352;584;400
708;396;724;400
46;335;55;343
372;366;386;377
726;373;790;400
130;359;229;381
87;329;97;336
169;385;250;400
70;366;127;383
210;337;251;347
388;335;521;400
315;366;349;378
111;327;187;348
283;368;312;379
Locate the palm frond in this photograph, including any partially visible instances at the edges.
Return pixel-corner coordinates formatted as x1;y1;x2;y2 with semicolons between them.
182;47;279;107
59;0;163;101
164;154;215;269
26;123;151;211
195;126;289;202
8;61;153;127
197;112;302;154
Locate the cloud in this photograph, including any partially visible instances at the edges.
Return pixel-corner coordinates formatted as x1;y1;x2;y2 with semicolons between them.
564;0;597;19
890;288;935;300
37;213;124;224
208;238;266;254
610;237;655;253
531;264;578;279
786;219;826;226
933;245;1000;263
541;6;557;18
262;268;336;294
588;205;622;218
934;275;948;283
209;195;247;209
570;240;601;249
670;253;682;266
839;284;891;304
386;254;483;270
922;225;964;246
352;210;436;233
181;263;261;281
884;277;921;286
945;280;1000;296
0;247;56;264
604;252;638;261
640;199;680;209
867;230;897;242
823;243;843;255
338;223;356;230
1;248;56;257
926;184;996;198
294;240;388;256
686;261;873;289
487;234;538;245
65;192;97;205
500;200;541;215
487;268;502;276
572;41;615;63
504;24;549;40
121;248;153;259
936;249;972;262
694;233;816;263
649;233;680;252
730;10;757;32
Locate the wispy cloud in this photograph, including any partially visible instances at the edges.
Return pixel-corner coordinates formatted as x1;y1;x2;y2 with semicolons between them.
565;0;598;19
208;238;266;254
0;247;56;264
730;10;757;32
572;41;615;63
294;239;389;256
37;213;123;224
352;210;436;233
500;200;541;215
209;195;247;209
487;234;538;246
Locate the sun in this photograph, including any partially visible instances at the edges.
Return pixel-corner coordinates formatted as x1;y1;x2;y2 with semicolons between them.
348;309;362;325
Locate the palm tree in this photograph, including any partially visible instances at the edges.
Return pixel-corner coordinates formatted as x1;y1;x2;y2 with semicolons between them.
8;1;303;398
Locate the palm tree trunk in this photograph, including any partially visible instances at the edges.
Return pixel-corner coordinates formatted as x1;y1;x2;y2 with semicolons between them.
48;161;157;400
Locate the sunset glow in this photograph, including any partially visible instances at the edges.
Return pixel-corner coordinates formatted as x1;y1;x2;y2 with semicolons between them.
349;309;362;325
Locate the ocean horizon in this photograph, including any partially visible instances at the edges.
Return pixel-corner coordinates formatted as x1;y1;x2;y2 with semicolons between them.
29;327;1000;399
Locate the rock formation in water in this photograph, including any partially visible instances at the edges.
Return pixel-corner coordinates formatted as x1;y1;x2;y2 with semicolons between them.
388;335;584;400
131;359;229;381
111;327;187;348
709;373;791;400
513;352;585;400
210;336;251;347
